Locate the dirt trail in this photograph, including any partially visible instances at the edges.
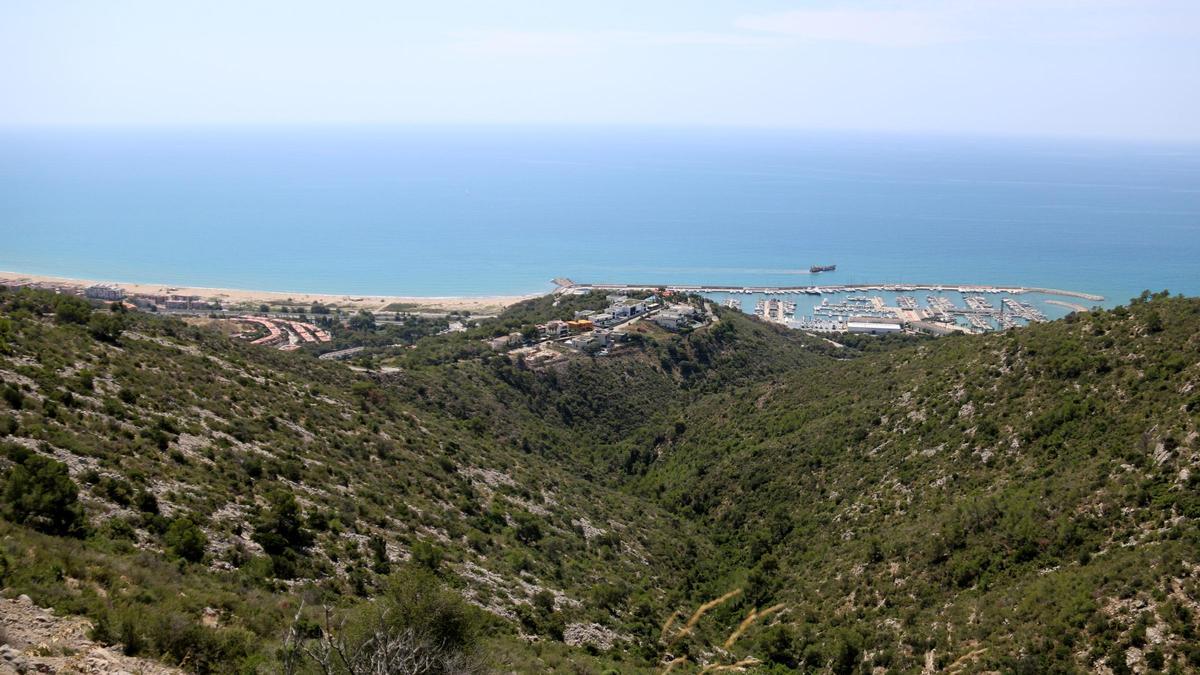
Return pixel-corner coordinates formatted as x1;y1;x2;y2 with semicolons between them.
0;595;179;674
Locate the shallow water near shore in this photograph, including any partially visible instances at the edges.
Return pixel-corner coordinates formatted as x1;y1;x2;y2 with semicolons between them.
2;126;1198;305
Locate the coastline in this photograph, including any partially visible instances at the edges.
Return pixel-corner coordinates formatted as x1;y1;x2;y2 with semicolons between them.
0;270;540;314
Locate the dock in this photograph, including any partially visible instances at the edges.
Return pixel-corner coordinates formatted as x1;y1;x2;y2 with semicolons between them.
755;297;795;322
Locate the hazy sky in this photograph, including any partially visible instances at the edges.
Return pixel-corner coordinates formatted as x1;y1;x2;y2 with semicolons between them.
3;0;1199;140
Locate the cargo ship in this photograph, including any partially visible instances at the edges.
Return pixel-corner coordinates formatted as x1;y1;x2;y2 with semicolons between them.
809;264;837;273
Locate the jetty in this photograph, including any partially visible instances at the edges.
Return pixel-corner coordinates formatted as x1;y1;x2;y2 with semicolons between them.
1045;299;1090;313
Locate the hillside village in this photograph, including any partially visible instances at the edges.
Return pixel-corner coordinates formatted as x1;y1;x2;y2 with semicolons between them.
487;292;710;358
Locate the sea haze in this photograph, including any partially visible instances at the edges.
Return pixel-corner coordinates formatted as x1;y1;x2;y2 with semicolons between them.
2;126;1198;304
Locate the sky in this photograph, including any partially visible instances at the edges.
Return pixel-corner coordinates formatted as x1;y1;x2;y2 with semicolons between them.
2;0;1199;140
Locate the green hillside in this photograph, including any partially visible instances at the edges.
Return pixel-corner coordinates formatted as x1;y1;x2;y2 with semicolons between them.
0;286;1197;673
634;292;1200;672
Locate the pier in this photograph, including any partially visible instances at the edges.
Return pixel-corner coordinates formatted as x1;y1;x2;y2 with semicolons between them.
755;297;795;322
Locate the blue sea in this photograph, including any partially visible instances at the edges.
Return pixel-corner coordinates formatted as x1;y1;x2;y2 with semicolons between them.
2;126;1198;314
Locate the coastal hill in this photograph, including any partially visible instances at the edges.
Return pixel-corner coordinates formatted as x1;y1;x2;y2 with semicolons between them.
0;285;1197;673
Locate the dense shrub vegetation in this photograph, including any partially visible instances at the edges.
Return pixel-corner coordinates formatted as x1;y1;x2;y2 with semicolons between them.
0;284;1197;672
2;443;86;536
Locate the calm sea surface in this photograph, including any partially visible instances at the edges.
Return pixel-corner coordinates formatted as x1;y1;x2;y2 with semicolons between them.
2;127;1198;311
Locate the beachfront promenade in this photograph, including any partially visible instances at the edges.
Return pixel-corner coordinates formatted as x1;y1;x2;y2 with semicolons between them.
561;280;1104;302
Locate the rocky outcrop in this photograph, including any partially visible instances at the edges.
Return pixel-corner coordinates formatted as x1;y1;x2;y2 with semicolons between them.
0;595;180;674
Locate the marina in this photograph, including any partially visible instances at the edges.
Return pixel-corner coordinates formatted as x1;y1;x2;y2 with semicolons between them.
560;280;1104;336
796;291;1060;334
569;281;1104;302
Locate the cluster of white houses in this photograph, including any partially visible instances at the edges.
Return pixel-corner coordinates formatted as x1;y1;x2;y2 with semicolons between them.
482;285;711;356
559;295;704;334
574;294;655;328
498;294;707;356
138;294;218;310
84;284;220;311
528;294;657;342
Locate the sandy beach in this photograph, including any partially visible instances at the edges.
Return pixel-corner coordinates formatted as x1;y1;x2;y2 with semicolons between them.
0;271;539;314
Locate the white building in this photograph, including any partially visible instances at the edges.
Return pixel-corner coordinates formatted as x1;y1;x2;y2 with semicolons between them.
846;321;903;334
488;332;523;351
653;305;699;330
85;284;124;301
539;320;568;338
653;312;687;330
619;300;648;316
610;303;634;319
566;329;612;352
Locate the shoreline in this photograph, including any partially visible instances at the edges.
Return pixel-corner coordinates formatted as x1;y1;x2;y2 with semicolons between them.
0;270;541;314
0;269;1108;315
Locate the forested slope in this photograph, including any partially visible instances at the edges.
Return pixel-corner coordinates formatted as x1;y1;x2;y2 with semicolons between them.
636;292;1200;672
